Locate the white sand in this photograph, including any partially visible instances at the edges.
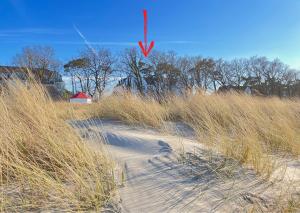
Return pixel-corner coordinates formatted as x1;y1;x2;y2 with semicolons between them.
73;119;300;213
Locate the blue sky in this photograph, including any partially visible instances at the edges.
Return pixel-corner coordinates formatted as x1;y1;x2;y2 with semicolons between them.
0;0;300;69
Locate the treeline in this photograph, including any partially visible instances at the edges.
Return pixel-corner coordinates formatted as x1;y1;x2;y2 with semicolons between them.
63;47;300;98
10;45;300;98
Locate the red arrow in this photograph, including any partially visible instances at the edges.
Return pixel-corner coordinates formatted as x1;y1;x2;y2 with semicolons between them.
138;9;155;57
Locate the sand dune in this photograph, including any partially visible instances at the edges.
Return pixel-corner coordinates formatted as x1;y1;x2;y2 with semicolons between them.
73;119;300;213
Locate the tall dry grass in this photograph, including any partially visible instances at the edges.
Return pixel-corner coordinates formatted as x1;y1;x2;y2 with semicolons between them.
0;81;115;212
168;92;300;176
93;92;169;128
63;92;300;176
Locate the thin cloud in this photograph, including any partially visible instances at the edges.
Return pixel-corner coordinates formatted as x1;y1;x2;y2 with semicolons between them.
0;39;136;46
0;28;70;36
0;38;202;46
0;33;20;37
46;40;200;46
51;40;136;46
157;41;204;45
45;40;199;46
0;27;203;47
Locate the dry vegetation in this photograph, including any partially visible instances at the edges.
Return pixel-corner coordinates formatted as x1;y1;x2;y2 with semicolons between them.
168;93;300;176
0;81;115;212
60;92;300;177
3;82;298;211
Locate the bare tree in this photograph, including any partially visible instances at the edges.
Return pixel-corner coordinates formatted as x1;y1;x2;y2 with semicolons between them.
281;69;298;96
64;48;115;97
147;51;181;97
13;46;60;82
190;57;215;91
120;48;150;95
229;58;248;87
176;56;194;93
81;48;115;97
64;58;91;94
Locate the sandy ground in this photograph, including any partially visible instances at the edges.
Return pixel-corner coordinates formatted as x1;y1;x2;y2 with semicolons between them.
72;119;300;213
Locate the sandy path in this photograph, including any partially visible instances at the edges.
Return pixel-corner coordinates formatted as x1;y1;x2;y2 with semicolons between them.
72;119;300;213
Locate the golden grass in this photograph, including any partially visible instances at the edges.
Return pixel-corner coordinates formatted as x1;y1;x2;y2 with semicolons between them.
55;101;99;120
60;92;300;176
0;81;115;212
95;93;168;128
168;92;300;176
61;92;168;128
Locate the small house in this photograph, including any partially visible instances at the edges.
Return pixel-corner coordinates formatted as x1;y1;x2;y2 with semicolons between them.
70;92;92;104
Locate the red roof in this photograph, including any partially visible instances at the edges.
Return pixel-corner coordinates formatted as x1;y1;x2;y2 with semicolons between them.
70;92;91;99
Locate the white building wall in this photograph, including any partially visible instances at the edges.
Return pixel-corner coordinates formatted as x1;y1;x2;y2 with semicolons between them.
70;98;92;104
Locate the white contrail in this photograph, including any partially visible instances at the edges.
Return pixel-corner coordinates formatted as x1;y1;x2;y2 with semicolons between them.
73;24;97;55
